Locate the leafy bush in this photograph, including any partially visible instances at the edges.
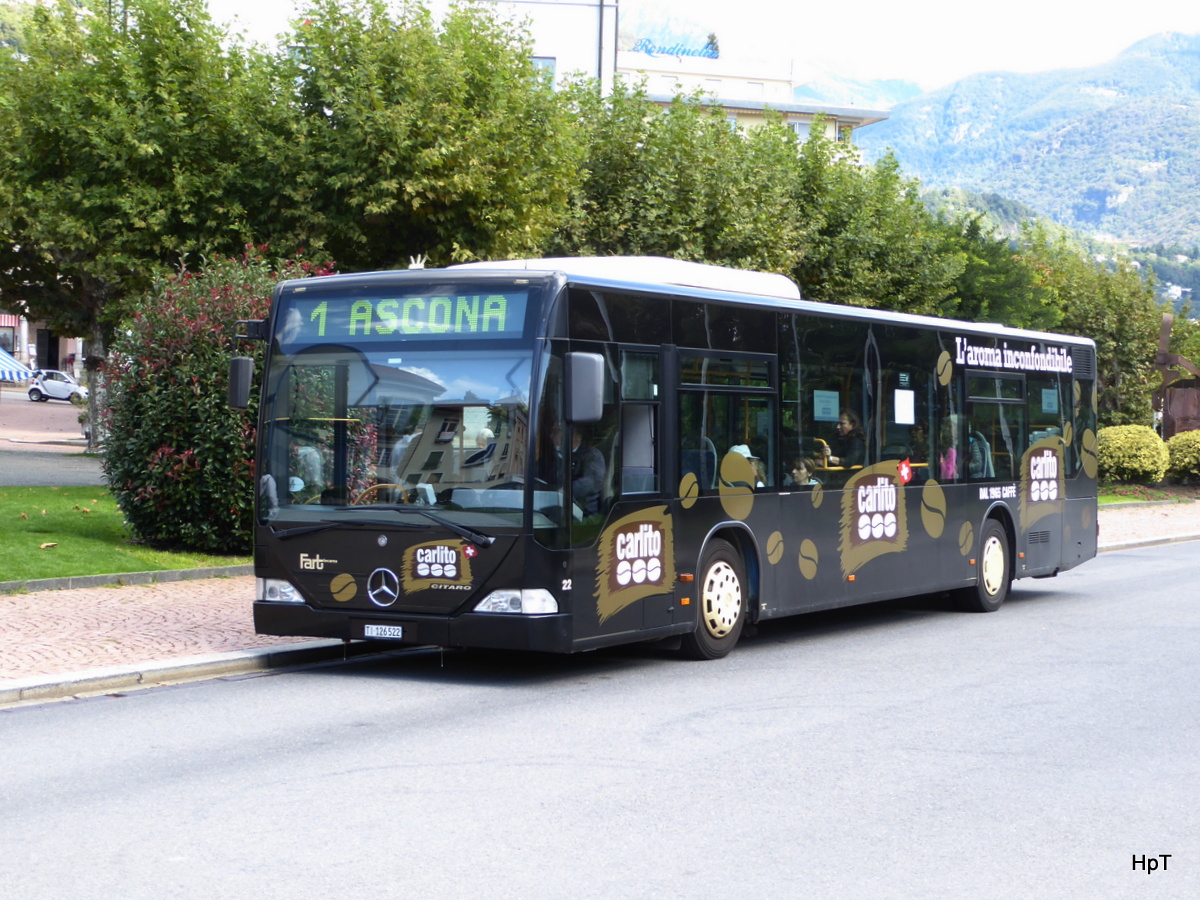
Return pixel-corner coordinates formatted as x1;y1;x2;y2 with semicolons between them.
1095;424;1169;484
103;248;332;553
1166;429;1200;483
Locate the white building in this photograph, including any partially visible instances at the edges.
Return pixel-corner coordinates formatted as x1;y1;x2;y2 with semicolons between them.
482;0;888;141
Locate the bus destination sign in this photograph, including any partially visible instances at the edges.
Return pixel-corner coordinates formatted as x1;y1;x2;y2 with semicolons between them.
281;289;530;344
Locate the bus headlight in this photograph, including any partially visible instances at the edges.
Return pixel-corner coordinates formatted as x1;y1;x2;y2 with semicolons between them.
474;589;558;615
257;578;303;604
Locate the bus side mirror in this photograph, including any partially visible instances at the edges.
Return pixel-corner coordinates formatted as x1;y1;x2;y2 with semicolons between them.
229;357;255;409
565;352;604;424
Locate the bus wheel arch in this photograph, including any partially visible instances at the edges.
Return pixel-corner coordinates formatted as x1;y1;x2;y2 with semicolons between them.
680;533;752;660
954;514;1013;613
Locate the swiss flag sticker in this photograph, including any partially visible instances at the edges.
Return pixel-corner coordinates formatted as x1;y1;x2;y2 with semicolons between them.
898;458;913;485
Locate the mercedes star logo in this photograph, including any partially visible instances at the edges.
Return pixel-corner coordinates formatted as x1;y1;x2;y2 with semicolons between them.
367;567;401;608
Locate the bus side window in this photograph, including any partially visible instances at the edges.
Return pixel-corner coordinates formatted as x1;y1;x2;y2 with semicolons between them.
619;350;659;495
621;404;657;493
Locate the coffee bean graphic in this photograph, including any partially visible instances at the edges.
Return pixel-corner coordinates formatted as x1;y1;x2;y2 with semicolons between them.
937;350;953;386
679;472;700;509
1081;429;1098;479
330;572;357;602
798;539;819;580
920;480;947;539
958;521;974;556
767;531;784;565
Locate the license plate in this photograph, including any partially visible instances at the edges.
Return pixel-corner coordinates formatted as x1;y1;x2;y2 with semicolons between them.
364;624;404;640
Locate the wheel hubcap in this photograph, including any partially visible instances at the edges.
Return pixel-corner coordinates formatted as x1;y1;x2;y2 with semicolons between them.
701;560;742;638
980;534;1006;596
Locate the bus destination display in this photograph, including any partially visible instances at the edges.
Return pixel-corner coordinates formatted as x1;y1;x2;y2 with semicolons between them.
280;289;530;344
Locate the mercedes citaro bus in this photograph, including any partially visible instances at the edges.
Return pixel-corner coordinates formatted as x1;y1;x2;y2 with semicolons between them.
229;257;1098;659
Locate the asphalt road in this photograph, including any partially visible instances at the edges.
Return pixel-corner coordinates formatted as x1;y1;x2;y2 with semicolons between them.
0;447;104;487
1;388;103;487
1;541;1195;899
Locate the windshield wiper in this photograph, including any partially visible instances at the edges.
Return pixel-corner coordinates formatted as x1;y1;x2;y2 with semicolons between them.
336;505;496;547
273;518;423;541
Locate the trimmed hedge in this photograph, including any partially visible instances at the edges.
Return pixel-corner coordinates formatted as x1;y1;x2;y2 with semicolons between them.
1166;429;1200;484
1095;424;1169;484
103;249;332;553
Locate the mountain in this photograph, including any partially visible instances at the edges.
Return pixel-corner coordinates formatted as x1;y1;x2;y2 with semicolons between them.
792;74;924;110
856;32;1200;246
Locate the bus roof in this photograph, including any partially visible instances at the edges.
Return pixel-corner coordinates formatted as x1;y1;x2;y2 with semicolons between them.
450;256;802;302
450;256;1094;348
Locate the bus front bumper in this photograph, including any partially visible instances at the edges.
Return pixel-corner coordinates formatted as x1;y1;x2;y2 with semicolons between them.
253;601;574;654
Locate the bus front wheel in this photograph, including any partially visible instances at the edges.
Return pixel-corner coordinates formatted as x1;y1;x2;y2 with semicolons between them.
954;520;1010;613
681;538;745;660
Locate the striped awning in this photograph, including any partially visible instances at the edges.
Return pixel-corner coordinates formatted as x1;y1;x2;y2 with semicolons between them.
0;313;21;328
0;345;31;382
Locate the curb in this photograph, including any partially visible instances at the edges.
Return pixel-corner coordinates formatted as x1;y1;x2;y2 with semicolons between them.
3;438;90;448
1098;533;1200;553
0;565;253;595
0;638;401;708
1100;499;1197;509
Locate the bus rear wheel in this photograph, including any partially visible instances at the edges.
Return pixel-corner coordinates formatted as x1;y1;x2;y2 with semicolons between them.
680;538;745;660
954;520;1010;613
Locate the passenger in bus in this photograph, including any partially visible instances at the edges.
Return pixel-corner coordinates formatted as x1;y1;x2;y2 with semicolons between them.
908;419;929;463
729;444;766;488
938;418;959;480
571;429;606;515
967;430;994;478
788;457;820;487
753;458;767;488
824;409;865;468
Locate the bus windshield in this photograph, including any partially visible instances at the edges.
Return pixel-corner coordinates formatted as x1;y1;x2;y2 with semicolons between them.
258;283;550;530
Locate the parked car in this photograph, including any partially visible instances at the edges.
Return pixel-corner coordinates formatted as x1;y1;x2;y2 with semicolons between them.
28;369;87;403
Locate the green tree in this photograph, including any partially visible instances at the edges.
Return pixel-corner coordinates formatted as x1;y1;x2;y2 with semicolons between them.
0;0;284;446
277;0;580;268
947;214;1059;330
1021;223;1160;425
546;81;802;272
790;135;961;315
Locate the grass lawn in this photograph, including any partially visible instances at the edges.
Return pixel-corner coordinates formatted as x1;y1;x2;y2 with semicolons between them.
0;486;250;583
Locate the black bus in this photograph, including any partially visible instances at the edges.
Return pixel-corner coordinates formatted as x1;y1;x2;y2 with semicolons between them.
233;257;1098;659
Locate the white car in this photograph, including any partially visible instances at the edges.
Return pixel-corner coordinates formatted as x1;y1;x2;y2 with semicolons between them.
28;369;87;403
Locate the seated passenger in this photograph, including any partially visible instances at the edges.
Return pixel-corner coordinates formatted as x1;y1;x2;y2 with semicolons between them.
788;457;820;487
729;443;765;488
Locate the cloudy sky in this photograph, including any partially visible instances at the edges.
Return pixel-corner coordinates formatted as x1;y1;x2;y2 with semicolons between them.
204;0;1200;90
